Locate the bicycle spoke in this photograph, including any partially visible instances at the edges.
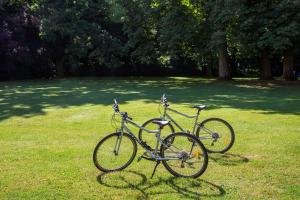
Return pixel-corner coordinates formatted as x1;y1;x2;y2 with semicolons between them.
161;133;208;178
93;133;137;172
197;118;235;153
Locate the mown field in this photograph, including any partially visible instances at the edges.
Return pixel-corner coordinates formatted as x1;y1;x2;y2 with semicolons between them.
0;77;299;199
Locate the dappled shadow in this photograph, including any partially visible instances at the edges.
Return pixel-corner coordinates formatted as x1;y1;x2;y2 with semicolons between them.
97;170;225;199
209;153;249;166
0;77;299;121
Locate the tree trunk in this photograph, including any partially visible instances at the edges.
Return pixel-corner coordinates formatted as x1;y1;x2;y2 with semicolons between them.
218;47;231;80
283;50;295;80
260;50;272;80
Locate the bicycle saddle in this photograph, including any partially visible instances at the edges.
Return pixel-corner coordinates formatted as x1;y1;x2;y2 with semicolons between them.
192;105;206;110
152;120;170;129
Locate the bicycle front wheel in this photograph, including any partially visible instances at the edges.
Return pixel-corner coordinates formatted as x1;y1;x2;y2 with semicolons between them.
196;118;235;153
161;132;208;178
93;132;137;172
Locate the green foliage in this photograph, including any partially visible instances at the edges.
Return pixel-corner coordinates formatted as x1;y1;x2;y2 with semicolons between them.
1;0;300;79
37;0;124;70
121;0;208;69
156;0;207;58
120;0;160;65
235;0;300;57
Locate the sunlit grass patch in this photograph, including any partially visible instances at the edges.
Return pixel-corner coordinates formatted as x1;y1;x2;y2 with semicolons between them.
0;77;299;199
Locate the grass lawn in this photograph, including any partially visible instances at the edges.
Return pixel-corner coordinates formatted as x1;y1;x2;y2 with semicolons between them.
0;77;299;199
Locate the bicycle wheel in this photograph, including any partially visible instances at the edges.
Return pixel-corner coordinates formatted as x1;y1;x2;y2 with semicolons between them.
161;132;208;178
196;118;235;153
93;132;137;172
138;118;175;150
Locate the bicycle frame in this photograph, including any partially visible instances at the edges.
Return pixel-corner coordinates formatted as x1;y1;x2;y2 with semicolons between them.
161;106;212;140
115;116;180;161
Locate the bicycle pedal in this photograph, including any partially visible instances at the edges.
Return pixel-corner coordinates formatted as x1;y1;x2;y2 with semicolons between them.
188;138;194;142
180;162;185;168
137;156;143;162
138;151;151;162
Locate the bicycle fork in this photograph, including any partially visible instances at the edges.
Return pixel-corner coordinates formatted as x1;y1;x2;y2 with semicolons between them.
113;132;123;155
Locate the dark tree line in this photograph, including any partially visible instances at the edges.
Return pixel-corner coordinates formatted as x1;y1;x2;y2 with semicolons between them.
0;0;299;81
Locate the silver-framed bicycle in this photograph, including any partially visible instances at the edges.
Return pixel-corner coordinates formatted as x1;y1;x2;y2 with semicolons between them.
138;95;235;153
93;99;208;178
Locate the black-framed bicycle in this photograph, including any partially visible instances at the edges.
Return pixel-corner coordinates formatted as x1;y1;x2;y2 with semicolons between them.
93;100;208;178
138;95;235;153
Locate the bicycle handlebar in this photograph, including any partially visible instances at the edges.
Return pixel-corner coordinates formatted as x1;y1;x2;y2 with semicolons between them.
112;99;119;112
161;94;169;107
112;99;132;120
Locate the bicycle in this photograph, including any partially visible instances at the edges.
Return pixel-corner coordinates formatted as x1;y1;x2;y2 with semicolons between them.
138;95;235;153
93;100;209;178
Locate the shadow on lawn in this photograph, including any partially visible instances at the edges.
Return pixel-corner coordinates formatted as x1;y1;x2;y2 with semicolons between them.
209;153;249;166
0;77;299;121
97;170;225;199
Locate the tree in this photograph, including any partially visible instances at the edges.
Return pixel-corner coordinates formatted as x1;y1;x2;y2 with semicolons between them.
0;1;52;81
1;0;300;80
121;0;160;68
205;0;241;80
36;0;123;77
235;0;300;80
275;1;300;80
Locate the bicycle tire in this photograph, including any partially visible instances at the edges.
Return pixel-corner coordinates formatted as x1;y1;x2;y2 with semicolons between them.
161;132;208;178
196;118;235;153
93;132;137;172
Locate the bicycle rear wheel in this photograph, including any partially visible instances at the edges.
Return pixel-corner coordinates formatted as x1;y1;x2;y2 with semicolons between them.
161;132;208;178
196;118;235;153
93;132;137;172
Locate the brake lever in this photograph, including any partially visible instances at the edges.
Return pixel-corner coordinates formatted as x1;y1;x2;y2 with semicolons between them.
125;112;133;120
121;112;132;120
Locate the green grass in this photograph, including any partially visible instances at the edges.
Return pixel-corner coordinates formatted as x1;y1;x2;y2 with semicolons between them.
0;77;299;199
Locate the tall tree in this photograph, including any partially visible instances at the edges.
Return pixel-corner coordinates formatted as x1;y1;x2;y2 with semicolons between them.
275;0;300;80
206;0;239;80
121;0;160;67
235;0;300;80
36;0;123;77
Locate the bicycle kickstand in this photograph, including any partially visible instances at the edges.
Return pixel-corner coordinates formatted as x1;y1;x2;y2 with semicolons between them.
151;161;161;179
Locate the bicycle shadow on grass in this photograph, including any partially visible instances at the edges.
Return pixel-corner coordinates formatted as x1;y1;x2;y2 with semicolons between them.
209;153;249;166
97;170;225;199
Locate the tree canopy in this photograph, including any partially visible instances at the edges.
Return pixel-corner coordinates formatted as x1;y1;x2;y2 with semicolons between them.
0;0;299;80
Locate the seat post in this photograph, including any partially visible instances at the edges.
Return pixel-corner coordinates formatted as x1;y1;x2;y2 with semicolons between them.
154;129;161;158
192;110;201;134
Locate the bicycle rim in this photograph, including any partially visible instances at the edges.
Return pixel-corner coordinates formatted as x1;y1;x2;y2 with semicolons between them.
93;132;137;172
197;118;234;153
161;132;208;178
